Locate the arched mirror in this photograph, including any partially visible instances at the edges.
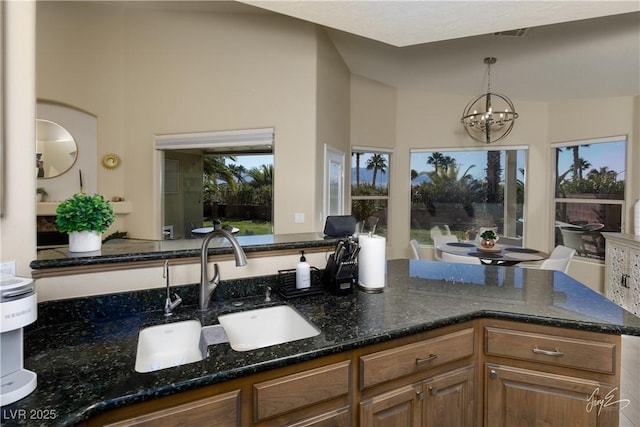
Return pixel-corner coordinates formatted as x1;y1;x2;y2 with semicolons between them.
36;119;78;178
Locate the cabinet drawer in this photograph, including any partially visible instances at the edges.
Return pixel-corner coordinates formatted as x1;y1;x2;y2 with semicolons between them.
253;360;350;421
485;327;616;374
360;328;474;389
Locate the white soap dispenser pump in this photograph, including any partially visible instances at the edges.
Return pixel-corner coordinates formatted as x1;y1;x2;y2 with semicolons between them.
296;250;311;289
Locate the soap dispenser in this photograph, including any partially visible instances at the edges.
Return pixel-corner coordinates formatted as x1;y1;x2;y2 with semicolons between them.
296;251;311;289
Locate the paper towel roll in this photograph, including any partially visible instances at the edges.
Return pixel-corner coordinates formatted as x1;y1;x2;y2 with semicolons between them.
358;234;386;292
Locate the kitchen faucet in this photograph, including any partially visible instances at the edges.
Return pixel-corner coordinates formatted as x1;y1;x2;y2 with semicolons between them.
199;229;247;311
163;260;182;316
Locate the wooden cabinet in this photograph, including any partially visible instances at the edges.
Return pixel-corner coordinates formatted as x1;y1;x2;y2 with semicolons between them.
485;363;617;426
481;319;621;427
360;383;423;426
253;360;350;425
359;327;476;426
359;366;475;427
103;389;241;427
603;233;640;316
423;365;475;427
89;320;623;427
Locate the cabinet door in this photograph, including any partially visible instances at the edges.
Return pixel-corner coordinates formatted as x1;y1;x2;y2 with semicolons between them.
606;242;628;309
360;383;422;427
423;365;474;427
287;407;350;427
485;364;618;427
628;247;640;315
105;389;240;427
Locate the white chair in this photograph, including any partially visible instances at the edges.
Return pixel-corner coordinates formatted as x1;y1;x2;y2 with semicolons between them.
409;239;423;259
539;245;575;273
430;225;451;239
441;251;482;265
433;235;459;261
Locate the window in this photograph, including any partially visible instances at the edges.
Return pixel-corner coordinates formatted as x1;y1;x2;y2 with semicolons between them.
156;128;274;239
410;148;527;244
325;145;345;217
553;136;626;260
351;149;391;237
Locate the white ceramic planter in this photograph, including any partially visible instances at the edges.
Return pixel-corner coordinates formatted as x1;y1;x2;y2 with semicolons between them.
68;230;102;253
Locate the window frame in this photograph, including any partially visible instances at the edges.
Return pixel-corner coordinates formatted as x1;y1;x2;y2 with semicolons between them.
351;146;393;237
409;145;528;245
551;135;627;260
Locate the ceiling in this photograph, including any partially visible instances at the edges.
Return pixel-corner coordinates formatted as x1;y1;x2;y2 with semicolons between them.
237;0;640;102
123;1;640;102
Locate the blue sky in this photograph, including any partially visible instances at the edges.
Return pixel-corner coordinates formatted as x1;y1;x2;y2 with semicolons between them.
556;141;626;180
410;150;526;181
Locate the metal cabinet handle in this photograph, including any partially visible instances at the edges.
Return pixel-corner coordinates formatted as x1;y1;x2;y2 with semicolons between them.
621;274;630;288
532;347;564;357
416;354;438;365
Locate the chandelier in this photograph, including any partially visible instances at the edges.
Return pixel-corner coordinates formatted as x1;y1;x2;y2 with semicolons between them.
461;57;519;144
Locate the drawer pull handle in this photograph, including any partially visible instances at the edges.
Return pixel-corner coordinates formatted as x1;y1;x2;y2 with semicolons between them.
532;347;564;357
416;354;438;365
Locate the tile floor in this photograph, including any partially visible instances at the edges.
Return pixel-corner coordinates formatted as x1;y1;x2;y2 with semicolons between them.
620;334;639;427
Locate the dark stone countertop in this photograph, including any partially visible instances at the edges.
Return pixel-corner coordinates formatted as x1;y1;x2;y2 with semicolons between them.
31;232;341;269
3;260;640;426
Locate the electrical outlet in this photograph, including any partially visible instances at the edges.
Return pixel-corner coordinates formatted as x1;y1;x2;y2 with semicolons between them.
294;213;305;224
0;261;16;276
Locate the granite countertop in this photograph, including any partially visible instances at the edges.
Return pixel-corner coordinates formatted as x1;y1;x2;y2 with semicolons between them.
31;232;340;269
3;260;640;426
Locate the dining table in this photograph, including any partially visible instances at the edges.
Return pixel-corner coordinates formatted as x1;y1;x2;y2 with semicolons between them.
437;241;549;266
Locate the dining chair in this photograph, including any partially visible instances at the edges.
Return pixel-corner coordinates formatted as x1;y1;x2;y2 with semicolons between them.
433;235;459;261
559;227;587;255
409;239;423;260
539;245;575;273
441;251;482;265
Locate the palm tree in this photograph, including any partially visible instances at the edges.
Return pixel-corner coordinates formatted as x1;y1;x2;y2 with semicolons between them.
227;164;247;184
247;164;273;187
485;151;502;204
204;156;237;192
427;152;445;173
366;154;387;188
355;153;362;188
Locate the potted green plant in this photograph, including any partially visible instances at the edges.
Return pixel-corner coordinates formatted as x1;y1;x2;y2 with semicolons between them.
55;193;115;252
479;229;498;249
36;187;47;202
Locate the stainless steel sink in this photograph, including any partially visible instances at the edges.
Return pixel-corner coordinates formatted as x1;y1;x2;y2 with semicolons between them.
217;305;320;352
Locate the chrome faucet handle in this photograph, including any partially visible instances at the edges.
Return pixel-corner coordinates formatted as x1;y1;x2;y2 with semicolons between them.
163;260;182;316
165;293;182;315
265;285;272;302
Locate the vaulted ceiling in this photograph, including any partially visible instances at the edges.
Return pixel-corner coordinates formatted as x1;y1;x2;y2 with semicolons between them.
122;1;640;102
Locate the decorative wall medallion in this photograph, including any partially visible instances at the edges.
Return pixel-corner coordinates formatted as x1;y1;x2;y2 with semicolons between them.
101;153;120;170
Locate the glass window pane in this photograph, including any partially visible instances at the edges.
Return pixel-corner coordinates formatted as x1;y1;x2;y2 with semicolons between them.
555;140;625;200
351;199;388;238
352;152;389;196
410;149;526;244
554;202;621;260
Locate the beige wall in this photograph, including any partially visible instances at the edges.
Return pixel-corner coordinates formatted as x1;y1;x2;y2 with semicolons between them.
1;0;36;277
352;76;638;293
316;28;352;228
36;3;326;240
2;2;638;298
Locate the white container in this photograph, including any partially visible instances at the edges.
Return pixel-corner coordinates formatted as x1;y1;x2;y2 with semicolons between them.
358;234;386;292
68;230;102;253
634;199;640;236
296;251;311;289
